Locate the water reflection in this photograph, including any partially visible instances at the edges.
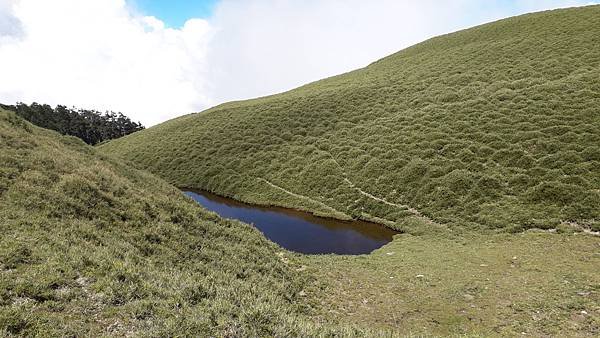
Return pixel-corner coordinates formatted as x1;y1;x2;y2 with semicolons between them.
184;189;398;255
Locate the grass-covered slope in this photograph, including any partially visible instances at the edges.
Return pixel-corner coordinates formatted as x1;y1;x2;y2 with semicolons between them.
0;108;332;336
101;6;600;232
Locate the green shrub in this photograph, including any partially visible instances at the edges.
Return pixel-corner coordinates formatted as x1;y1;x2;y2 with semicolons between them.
526;181;583;204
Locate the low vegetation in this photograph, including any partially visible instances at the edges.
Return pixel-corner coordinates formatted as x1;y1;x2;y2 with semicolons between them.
305;231;600;336
1;102;144;145
1;108;363;336
101;6;600;233
2;5;599;337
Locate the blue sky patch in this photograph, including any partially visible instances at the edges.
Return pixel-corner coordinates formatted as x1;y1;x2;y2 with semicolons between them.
132;0;218;27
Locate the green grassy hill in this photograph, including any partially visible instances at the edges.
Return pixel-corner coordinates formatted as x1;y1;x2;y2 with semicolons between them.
100;6;600;233
0;108;355;336
2;107;598;336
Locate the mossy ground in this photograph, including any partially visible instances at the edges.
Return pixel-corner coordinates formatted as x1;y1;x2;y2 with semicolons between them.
101;6;600;233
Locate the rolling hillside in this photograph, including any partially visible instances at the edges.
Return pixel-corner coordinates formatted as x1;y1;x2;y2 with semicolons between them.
0;108;353;336
100;6;600;233
2;108;598;336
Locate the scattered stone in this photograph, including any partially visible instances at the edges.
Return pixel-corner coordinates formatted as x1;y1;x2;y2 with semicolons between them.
12;297;34;306
76;277;89;286
386;252;395;255
480;264;488;267
577;291;590;297
416;274;424;278
56;286;71;297
581;310;588;315
298;290;306;297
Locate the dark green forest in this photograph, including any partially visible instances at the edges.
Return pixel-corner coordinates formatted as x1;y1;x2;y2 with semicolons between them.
0;102;144;145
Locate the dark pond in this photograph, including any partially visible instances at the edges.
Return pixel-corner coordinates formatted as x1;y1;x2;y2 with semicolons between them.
184;189;398;255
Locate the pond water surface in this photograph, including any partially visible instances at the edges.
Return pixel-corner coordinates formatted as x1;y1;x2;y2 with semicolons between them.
184;190;398;255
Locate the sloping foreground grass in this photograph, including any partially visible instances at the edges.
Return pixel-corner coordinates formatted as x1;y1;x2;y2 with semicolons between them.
0;108;379;336
100;5;600;233
305;231;600;336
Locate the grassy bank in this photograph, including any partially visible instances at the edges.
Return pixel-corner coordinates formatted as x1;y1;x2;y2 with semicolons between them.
101;5;600;233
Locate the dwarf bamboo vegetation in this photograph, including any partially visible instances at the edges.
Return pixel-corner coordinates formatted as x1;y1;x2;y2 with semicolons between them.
101;6;600;234
0;108;372;336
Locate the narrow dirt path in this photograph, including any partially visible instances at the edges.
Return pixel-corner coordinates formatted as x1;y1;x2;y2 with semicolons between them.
342;177;436;225
257;178;342;215
326;151;437;225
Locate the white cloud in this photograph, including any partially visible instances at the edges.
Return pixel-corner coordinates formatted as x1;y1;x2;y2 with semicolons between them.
0;0;211;126
0;0;597;126
205;0;599;104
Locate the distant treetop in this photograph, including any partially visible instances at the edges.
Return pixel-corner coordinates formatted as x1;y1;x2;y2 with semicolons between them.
0;102;144;145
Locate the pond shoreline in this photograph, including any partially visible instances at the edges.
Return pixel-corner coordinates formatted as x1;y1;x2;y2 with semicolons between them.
182;188;399;255
179;186;399;228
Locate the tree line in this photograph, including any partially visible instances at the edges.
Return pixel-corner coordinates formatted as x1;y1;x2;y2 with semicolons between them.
0;102;144;145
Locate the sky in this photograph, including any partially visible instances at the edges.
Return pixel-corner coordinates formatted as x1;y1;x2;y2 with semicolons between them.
131;0;218;27
0;0;598;126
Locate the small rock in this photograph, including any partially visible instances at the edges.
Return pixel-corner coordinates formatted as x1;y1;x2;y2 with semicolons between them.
577;291;590;297
480;264;488;267
416;274;424;278
76;277;89;287
512;256;517;260
56;287;71;297
464;294;475;301
386;252;395;255
12;297;34;306
298;290;306;297
581;310;588;315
